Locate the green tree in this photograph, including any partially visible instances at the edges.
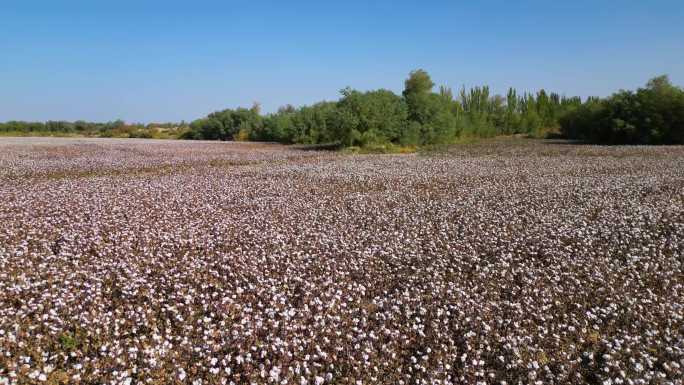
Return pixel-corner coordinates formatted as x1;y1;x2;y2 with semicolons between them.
335;87;408;146
403;69;436;125
559;75;684;144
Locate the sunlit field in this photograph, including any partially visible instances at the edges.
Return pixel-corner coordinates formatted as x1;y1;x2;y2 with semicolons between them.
1;137;683;384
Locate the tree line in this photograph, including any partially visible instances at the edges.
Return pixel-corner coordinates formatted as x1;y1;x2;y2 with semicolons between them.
559;75;684;144
2;70;681;145
0;120;186;139
182;70;585;148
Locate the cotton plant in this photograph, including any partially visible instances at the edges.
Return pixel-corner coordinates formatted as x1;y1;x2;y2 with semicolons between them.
0;140;682;384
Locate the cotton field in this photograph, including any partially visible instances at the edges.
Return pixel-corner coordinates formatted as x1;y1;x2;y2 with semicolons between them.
0;137;683;385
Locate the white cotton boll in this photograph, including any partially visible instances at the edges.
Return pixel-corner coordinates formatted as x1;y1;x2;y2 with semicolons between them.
3;137;682;385
269;367;281;382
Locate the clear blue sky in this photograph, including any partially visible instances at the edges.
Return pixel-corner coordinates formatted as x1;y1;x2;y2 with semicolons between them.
1;0;683;123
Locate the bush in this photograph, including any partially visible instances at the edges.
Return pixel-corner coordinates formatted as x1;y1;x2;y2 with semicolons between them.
185;105;263;141
128;129;154;139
